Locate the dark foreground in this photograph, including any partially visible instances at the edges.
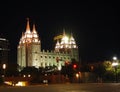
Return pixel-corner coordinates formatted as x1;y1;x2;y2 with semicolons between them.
0;83;119;92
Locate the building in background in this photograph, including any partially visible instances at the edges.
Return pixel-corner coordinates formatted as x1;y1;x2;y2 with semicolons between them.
17;19;79;71
0;36;9;64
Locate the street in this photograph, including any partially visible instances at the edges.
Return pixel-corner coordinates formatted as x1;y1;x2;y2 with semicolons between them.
0;83;119;92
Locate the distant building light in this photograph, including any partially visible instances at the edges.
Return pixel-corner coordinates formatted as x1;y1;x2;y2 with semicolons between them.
0;38;7;41
23;75;26;77
3;64;6;69
28;74;31;77
58;66;61;70
0;48;9;51
43;80;48;84
76;73;79;78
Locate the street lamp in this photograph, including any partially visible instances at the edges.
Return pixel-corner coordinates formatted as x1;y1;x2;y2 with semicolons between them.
76;72;81;83
112;56;118;83
113;56;117;61
2;64;6;77
58;66;61;83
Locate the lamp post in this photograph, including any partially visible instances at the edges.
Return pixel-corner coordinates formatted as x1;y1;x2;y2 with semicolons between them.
58;66;61;83
112;56;118;83
2;64;6;83
76;72;81;83
2;64;6;77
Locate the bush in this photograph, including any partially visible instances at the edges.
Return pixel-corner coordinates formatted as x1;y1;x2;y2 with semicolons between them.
0;77;3;85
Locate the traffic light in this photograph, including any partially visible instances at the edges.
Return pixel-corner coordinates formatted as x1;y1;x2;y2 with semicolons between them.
73;64;77;69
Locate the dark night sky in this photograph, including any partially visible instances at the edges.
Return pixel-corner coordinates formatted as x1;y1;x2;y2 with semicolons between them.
0;1;120;63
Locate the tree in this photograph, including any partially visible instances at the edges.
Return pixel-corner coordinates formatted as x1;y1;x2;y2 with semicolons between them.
93;62;106;82
0;77;3;85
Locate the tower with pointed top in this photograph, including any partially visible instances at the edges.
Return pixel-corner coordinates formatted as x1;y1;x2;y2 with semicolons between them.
55;30;79;62
17;19;41;70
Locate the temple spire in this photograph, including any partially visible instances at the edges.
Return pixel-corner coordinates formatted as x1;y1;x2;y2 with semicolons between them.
32;23;36;33
26;18;31;33
31;23;40;43
63;28;66;36
32;23;38;37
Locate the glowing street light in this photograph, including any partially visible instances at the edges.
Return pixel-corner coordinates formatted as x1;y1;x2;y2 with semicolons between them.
2;64;6;77
112;56;118;83
113;56;117;61
76;73;79;78
76;72;81;83
3;64;6;70
58;66;61;83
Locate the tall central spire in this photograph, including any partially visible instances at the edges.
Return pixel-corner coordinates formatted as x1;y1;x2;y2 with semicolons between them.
24;18;32;40
26;18;31;33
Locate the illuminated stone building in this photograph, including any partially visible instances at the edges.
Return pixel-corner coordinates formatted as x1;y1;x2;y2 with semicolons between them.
17;19;79;71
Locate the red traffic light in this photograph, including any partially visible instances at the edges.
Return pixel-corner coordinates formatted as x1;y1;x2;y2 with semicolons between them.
73;64;77;68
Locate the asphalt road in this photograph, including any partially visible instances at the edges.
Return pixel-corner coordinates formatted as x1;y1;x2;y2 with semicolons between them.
0;83;119;92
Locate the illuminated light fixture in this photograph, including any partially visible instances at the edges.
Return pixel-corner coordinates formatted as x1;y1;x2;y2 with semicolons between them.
112;62;118;66
58;66;61;70
113;56;117;61
76;73;79;78
3;64;6;69
0;38;6;41
23;75;26;77
28;74;31;77
15;81;26;86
